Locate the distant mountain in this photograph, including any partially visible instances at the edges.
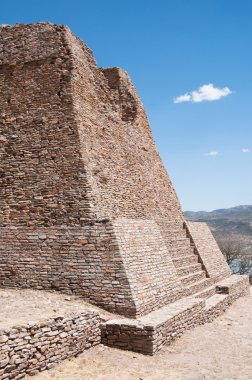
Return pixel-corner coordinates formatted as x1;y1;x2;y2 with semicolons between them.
184;205;252;253
185;205;252;220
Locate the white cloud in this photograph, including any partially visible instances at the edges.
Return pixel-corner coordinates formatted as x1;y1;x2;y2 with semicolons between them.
174;83;232;103
174;93;191;103
204;151;219;156
242;148;250;153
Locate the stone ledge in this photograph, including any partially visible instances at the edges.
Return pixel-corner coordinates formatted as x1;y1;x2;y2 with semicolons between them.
101;297;205;355
101;275;250;355
202;275;250;323
216;274;249;295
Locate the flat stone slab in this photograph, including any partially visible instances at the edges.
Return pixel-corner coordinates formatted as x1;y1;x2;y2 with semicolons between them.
205;294;227;310
104;297;204;329
140;297;203;327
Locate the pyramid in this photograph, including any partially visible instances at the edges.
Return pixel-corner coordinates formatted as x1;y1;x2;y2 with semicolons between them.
0;23;248;326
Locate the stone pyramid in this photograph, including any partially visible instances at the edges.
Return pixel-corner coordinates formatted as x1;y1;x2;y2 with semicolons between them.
0;24;248;333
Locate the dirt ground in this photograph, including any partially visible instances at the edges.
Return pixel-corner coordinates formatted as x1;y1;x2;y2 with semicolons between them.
0;288;114;328
30;289;252;380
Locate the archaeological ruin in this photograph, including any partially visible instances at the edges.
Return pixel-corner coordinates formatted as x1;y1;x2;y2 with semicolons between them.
0;22;249;377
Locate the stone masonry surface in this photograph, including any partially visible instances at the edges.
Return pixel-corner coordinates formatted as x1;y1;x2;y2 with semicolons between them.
0;224;136;317
101;275;249;355
186;222;231;279
0;310;100;379
0;22;249;327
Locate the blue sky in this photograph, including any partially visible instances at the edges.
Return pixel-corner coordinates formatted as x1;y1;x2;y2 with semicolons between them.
1;0;251;211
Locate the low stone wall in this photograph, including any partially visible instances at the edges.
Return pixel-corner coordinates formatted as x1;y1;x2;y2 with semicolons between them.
151;299;205;354
203;275;250;323
101;275;250;355
101;298;205;355
101;322;154;355
0;310;100;380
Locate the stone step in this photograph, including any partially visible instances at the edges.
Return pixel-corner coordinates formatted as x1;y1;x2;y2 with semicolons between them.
181;271;206;286
166;242;190;250
202;294;229;323
101;297;205;355
166;243;193;252
101;275;249;355
160;231;186;239
202;276;249;323
165;236;190;243
184;278;212;296
177;263;203;277
169;247;195;258
160;228;186;234
193;285;216;299
215;274;249;296
173;255;198;268
205;293;228;311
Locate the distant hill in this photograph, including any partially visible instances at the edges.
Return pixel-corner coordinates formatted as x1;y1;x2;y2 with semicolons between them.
184;205;252;253
184;205;252;236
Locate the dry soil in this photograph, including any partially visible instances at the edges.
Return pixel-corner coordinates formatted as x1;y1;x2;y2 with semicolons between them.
30;289;252;380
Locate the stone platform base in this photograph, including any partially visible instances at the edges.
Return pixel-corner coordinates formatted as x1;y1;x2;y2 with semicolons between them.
0;276;249;379
101;275;249;355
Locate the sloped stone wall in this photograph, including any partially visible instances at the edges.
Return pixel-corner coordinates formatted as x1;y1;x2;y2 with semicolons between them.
65;27;184;222
112;218;183;315
0;23;95;228
0;217;188;318
186;222;231;279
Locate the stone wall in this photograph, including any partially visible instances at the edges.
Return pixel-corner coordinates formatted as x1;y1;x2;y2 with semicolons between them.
112;218;183;315
66;26;184;222
186;222;231;279
0;310;100;379
0;23;93;228
0;217;193;318
0;22;184;227
101;298;205;355
0;222;136;317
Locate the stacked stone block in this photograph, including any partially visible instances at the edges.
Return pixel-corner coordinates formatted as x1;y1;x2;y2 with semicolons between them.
0;310;100;379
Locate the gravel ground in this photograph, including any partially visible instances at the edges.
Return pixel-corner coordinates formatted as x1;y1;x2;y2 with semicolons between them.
31;289;252;380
